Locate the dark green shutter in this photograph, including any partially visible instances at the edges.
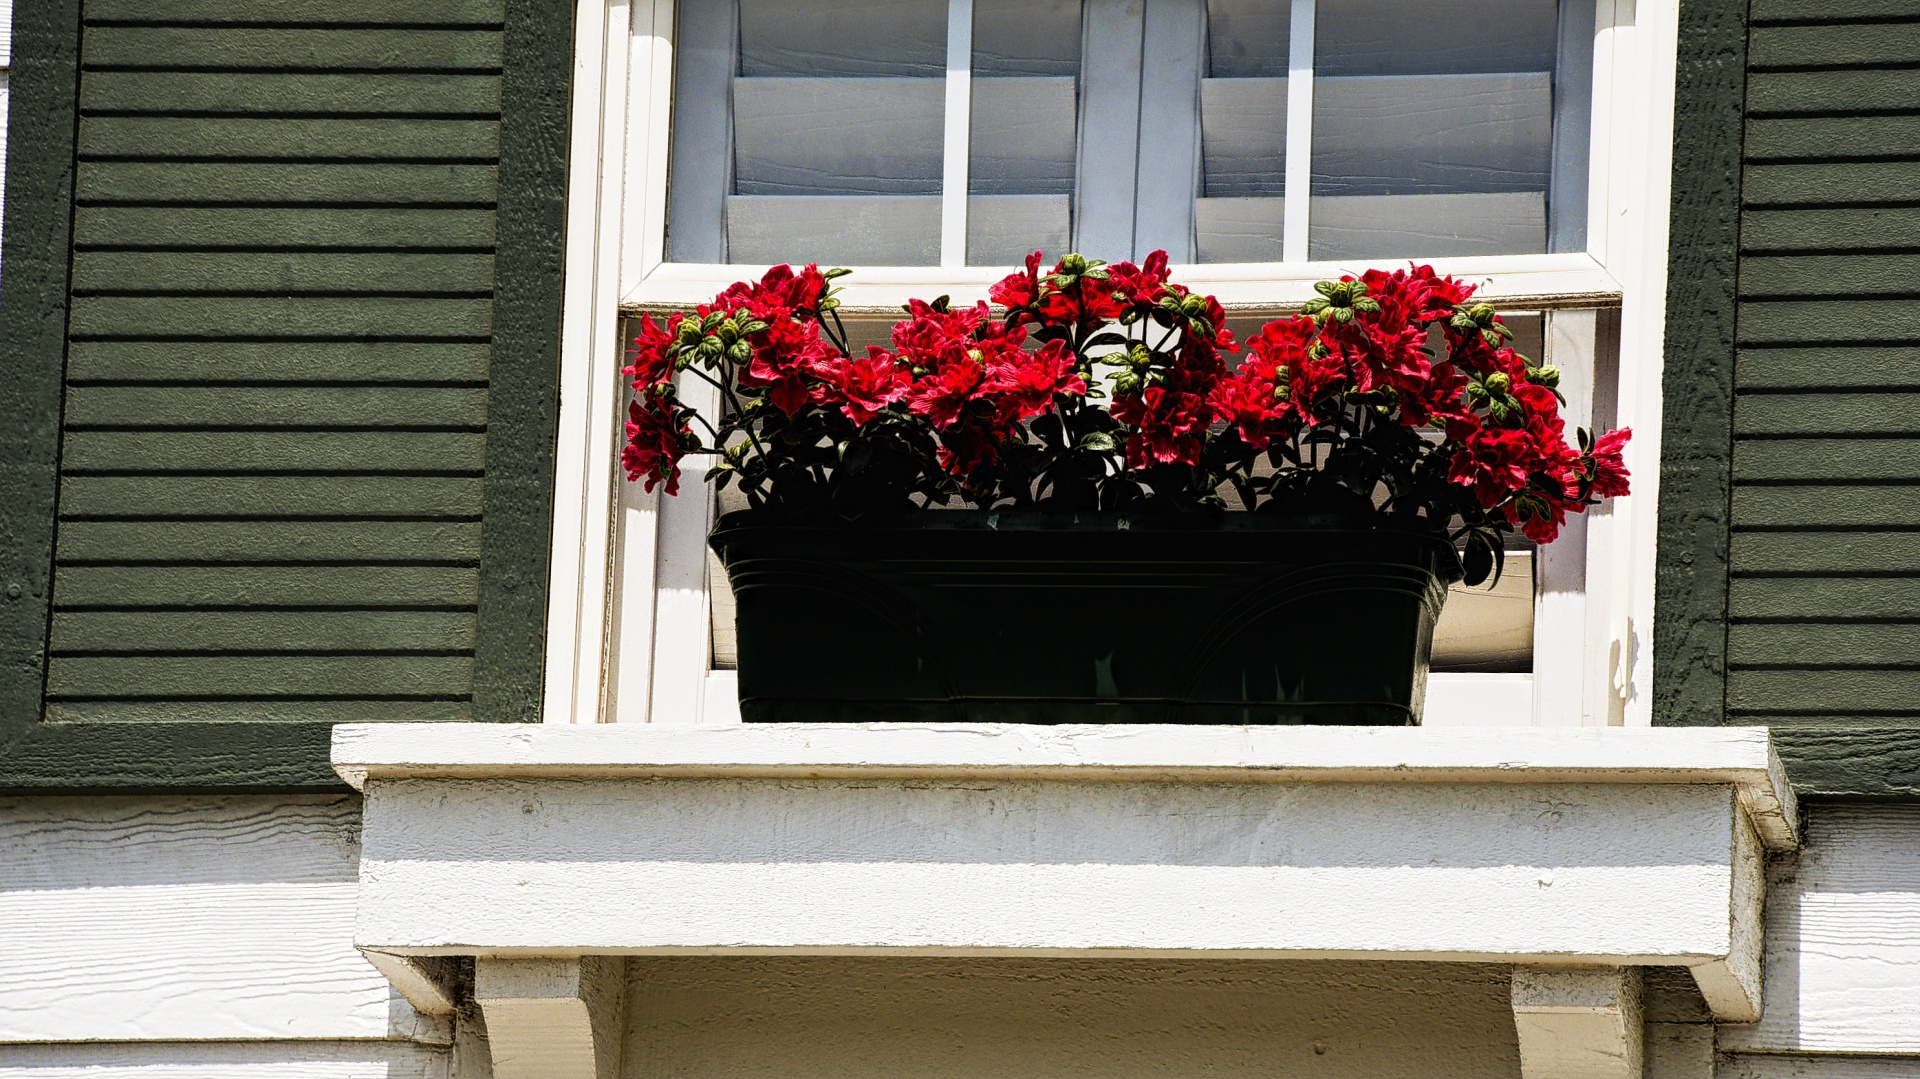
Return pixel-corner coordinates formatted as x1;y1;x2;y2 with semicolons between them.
1658;0;1920;796
0;0;569;789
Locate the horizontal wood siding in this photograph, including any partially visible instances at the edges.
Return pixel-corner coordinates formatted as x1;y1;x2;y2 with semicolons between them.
1729;1;1920;772
46;0;506;729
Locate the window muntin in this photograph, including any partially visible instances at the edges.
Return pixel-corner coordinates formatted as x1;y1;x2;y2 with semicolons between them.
662;0;1592;268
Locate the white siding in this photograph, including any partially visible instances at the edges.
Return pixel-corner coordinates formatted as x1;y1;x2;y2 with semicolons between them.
1721;804;1920;1054
0;1042;450;1079
0;795;442;1044
1721;1057;1920;1079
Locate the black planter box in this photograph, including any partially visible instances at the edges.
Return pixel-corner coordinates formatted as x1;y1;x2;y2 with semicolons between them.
709;510;1462;725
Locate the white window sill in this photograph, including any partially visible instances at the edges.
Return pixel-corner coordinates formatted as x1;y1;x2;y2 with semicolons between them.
622;251;1622;314
336;722;1794;1035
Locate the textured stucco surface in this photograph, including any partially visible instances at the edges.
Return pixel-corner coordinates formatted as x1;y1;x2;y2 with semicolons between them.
620;957;1522;1079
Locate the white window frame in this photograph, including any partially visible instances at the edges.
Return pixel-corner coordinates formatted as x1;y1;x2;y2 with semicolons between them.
544;0;1675;729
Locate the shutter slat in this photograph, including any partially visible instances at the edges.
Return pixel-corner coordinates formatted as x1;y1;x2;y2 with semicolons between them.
1731;485;1920;528
69;296;494;338
79;71;501;114
77;162;498;205
1747;116;1920;161
52;564;481;607
1747;69;1920;114
1729;669;1920;712
1736;438;1920;482
1731;576;1920;619
59;475;486;518
51;610;476;653
1737;347;1920;390
44;700;474;724
1744;207;1920;252
84;0;505;23
64;386;488;428
67;341;492;383
57;519;483;563
72;206;497;248
1736;393;1920;436
72;251;496;294
1746;162;1920;207
1735;624;1920;667
1733;532;1920;575
62;430;487;473
1749;23;1920;68
77;116;498;160
80;26;503;70
45;654;475;697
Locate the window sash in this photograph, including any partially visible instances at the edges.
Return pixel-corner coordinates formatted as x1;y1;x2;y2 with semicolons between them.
663;0;1594;270
544;0;1668;732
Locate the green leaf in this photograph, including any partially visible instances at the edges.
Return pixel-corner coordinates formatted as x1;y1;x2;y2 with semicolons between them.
1461;533;1491;587
1078;431;1118;452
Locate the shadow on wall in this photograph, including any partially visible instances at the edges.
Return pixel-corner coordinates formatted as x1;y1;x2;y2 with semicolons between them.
621;956;1523;1079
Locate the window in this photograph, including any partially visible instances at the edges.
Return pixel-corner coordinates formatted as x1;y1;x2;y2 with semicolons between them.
663;0;1591;268
546;0;1672;730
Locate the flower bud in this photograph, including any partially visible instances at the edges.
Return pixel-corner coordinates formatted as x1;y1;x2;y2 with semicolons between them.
1485;372;1511;393
1533;365;1561;388
1059;253;1089;274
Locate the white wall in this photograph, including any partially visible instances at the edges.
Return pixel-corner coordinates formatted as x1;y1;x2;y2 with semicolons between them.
0;1042;450;1079
1722;804;1920;1055
621;957;1524;1079
0;796;450;1068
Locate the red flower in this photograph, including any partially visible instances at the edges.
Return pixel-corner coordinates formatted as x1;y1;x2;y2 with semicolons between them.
1208;361;1288;450
937;421;1005;479
988;338;1084;423
904;356;988;430
1112;384;1210;468
1409;264;1477;315
1586;427;1632;498
622;396;691;495
813;347;911;426
739;317;834;415
713;263;828;320
990;251;1044;315
623;313;679;389
1448;423;1533;508
1508;490;1574;545
892;299;990;370
1107;249;1172;306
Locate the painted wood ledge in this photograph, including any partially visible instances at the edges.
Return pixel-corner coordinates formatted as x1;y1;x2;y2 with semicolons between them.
331;723;1797;848
336;723;1790;1032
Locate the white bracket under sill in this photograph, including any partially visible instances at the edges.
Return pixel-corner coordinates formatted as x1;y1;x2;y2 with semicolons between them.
475;957;626;1079
337;723;1794;1033
1513;966;1644;1079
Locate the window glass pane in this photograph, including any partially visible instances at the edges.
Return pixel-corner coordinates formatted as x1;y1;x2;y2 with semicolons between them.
665;0;947;266
1308;0;1585;261
1195;0;1289;262
967;0;1081;265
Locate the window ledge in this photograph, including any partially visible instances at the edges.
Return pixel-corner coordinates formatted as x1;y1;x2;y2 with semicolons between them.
336;723;1793;1030
623;252;1623;315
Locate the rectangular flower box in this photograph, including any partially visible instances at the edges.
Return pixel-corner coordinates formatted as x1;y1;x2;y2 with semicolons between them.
710;510;1460;725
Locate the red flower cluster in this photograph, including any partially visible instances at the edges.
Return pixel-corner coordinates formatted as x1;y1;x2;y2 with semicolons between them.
621;252;1630;549
1200;264;1630;543
886;298;1084;478
993;250;1234;470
